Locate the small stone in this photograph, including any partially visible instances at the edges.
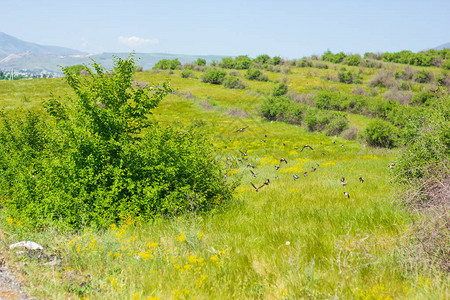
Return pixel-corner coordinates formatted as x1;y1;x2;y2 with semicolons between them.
10;241;43;251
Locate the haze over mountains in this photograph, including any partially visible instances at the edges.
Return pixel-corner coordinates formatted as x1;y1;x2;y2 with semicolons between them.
0;32;224;74
0;32;449;74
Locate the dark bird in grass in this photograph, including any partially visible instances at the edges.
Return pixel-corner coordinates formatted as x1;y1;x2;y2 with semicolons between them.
239;150;248;157
321;153;325;156
303;172;308;177
301;145;314;152
389;163;395;169
264;179;270;185
251;182;264;192
265;134;268;138
280;158;288;164
250;170;257;178
344;192;350;198
235;127;248;133
359;177;365;183
247;163;255;168
293;174;299;180
311;166;317;172
275;165;280;171
341;177;347;186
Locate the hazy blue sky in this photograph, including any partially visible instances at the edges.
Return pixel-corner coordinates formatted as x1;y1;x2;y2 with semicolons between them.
1;0;449;58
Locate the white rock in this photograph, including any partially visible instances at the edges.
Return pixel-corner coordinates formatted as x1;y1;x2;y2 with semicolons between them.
9;241;43;251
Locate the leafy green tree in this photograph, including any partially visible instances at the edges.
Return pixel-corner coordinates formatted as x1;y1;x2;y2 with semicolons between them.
0;55;234;229
196;58;207;66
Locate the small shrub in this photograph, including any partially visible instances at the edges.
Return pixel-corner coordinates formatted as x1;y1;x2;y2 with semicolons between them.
414;70;433;83
196;58;206;66
384;90;412;105
260;96;290;121
352;85;367;96
338;70;355;84
442;60;450;70
181;69;194;78
304;109;348;135
201;69;227;84
271;56;281;65
363;119;398;148
369;70;397;88
254;54;271;64
245;69;268;81
64;64;87;75
410;91;435;106
343;55;361;66
223;76;246;89
272;83;288;96
341;127;359;140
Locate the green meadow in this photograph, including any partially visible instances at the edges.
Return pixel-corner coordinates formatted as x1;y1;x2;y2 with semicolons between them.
0;54;449;299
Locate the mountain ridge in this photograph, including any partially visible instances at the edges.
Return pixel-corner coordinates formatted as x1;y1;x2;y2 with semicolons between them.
0;32;86;56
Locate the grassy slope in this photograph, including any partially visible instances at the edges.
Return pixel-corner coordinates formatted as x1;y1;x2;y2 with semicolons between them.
0;67;448;299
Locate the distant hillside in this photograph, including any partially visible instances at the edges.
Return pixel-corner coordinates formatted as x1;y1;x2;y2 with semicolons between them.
0;32;227;73
0;32;86;56
0;51;226;73
433;42;450;50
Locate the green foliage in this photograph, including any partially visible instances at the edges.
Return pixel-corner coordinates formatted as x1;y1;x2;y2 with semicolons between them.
201;69;227;84
254;54;271;64
410;91;435;106
196;58;206;66
272;82;288;96
396;96;450;180
64;64;88;75
442;60;450;70
322;51;347;64
414;70;432;83
245;69;268;81
260;96;305;124
223;76;246;89
153;59;181;70
271;56;281;65
181;69;194;78
0;55;234;230
343;55;361;66
219;56;252;70
363;119;398;148
338;70;361;84
234;56;252;69
304;109;348;135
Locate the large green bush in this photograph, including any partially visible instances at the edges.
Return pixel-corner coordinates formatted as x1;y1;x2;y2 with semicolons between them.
0;55;234;230
363;119;398;148
201;69;227;84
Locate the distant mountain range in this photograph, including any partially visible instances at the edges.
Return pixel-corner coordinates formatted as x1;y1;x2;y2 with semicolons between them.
1;32;449;74
0;32;225;73
433;42;450;51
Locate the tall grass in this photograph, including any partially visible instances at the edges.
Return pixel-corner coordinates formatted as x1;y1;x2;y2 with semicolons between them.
0;64;448;299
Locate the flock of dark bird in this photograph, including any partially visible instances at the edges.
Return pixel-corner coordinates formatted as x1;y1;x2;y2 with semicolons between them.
223;126;396;199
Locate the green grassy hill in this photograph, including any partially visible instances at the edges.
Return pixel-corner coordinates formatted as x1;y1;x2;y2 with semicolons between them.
0;53;448;299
